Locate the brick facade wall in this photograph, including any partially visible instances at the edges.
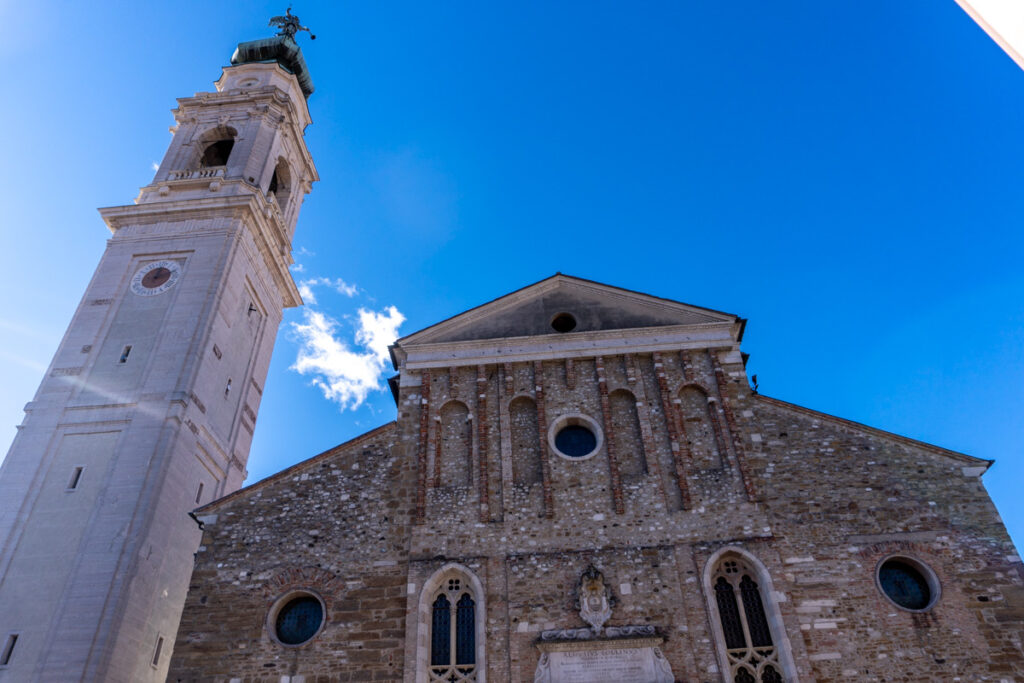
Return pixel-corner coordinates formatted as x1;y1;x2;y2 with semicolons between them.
169;346;1024;682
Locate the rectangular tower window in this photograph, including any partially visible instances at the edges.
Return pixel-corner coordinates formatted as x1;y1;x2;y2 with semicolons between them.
67;466;84;491
224;378;232;397
0;633;18;666
151;635;163;667
195;482;204;504
119;345;132;363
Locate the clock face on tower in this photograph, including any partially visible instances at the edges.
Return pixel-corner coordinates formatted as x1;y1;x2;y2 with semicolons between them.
130;260;183;296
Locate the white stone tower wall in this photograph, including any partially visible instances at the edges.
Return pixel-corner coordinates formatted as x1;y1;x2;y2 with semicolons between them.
0;59;316;682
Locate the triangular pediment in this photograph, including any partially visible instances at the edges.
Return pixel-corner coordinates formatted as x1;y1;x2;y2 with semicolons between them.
398;274;738;346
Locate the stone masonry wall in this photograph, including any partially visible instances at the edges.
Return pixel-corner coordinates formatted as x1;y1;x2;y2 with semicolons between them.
171;343;1024;682
401;348;1024;682
167;423;415;682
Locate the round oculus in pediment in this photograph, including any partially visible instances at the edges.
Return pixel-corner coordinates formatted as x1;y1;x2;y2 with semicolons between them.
550;312;577;333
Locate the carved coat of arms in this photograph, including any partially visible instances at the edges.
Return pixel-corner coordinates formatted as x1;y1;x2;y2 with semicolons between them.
575;565;615;633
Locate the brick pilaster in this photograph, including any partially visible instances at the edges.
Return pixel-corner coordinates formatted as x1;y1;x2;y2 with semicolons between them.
565;358;576;390
679;349;695;383
448;366;459;399
503;362;514;396
653;351;692;510
596;356;626;515
533;361;555;518
415;370;431;522
711;353;756;502
476;365;490;522
432;415;442;488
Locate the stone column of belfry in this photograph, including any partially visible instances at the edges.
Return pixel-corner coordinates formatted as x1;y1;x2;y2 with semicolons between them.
0;30;317;682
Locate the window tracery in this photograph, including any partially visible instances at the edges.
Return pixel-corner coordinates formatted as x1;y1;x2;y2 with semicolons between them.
711;554;786;683
428;571;478;681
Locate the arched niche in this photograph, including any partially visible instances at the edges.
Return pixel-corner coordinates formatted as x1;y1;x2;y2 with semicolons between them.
509;395;541;486
438;400;472;487
679;384;723;470
608;388;646;480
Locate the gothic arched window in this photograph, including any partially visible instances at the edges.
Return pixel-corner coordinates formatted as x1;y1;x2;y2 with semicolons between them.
428;573;478;681
710;554;787;683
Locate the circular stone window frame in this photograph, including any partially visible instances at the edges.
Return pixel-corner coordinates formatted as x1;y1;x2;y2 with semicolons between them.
874;554;941;613
266;589;328;648
549;312;578;333
547;413;604;462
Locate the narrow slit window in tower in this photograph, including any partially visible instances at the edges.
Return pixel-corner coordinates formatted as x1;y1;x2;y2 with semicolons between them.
67;466;84;491
151;635;163;667
0;634;18;666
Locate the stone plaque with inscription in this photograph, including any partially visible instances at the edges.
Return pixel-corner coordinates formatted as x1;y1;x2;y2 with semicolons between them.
534;637;674;683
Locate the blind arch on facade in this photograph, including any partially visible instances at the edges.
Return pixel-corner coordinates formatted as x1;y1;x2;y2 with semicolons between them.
416;563;487;683
509;395;542;486
703;547;798;683
608;388;647;480
678;384;724;470
438;401;473;487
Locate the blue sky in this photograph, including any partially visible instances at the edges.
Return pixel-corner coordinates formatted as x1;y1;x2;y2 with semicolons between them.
1;1;1022;548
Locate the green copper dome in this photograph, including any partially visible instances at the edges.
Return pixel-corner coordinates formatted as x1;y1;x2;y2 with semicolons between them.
230;36;314;98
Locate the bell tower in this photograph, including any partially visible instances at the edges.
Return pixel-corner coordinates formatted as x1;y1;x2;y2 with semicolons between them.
0;20;317;682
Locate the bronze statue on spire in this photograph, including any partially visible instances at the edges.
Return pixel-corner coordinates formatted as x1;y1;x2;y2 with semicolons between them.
269;7;316;41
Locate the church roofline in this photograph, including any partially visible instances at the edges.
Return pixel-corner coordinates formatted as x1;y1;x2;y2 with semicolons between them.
389;273;745;369
755;394;993;470
192;421;398;514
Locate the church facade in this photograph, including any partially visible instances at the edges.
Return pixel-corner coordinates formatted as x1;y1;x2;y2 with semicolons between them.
168;275;1024;682
0;17;1021;683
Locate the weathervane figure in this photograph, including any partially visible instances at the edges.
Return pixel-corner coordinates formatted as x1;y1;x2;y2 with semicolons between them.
270;7;316;41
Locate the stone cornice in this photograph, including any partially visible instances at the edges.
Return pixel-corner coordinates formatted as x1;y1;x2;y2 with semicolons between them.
396;321;738;370
98;191;302;307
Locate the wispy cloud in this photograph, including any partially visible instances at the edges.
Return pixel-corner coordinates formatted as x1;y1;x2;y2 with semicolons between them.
151;161;159;171
297;277;359;304
290;306;405;410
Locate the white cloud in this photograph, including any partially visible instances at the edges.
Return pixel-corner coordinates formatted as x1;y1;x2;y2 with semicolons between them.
297;281;317;304
151;161;159;171
290;263;305;273
298;277;360;305
290;305;405;410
